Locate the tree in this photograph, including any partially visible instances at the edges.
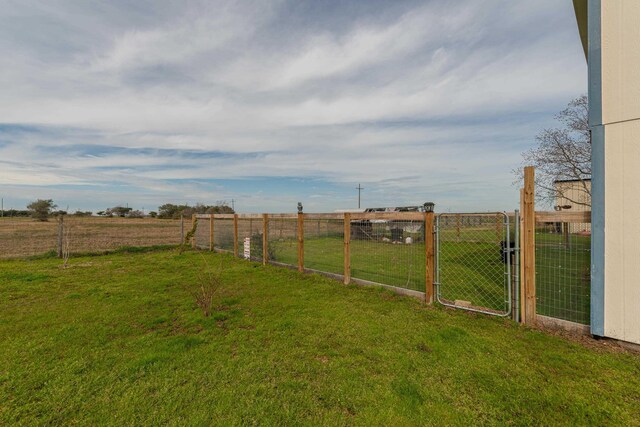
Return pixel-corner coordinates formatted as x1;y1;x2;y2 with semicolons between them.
157;203;234;219
517;95;591;207
27;199;57;221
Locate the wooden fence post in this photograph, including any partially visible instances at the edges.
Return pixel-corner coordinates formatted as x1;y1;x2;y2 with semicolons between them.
262;214;268;265
57;215;64;258
233;214;239;257
180;214;184;244
522;166;536;325
519;189;526;322
344;213;351;284
425;212;435;303
297;213;304;272
191;214;196;249
209;215;214;251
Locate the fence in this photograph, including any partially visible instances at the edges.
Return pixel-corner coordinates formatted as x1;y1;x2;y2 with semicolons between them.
519;166;592;333
192;212;435;298
534;211;591;326
0;216;183;259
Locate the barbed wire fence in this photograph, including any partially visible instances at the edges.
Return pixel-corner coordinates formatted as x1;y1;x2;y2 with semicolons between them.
0;216;183;259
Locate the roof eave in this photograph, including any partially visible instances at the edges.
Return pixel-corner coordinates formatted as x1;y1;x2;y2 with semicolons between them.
573;0;588;61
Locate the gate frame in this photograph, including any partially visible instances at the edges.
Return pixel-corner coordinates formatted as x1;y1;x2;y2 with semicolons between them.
435;212;517;318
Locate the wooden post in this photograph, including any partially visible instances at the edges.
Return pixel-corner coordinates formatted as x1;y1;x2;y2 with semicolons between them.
522;166;536;325
262;214;268;265
425;212;435;304
57;215;64;258
344;213;351;284
191;214;196;249
297;213;304;272
180;214;184;244
209;215;214;251
519;189;526;323
233;214;239;257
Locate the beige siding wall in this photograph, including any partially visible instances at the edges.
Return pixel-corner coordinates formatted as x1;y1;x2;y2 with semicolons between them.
603;121;640;344
601;1;640;125
554;181;591;211
554;181;591;233
600;1;640;344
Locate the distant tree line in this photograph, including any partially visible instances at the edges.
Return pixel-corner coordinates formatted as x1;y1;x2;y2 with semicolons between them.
157;203;234;219
14;199;234;221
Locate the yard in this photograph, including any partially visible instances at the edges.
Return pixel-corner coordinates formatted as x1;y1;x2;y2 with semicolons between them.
1;249;639;425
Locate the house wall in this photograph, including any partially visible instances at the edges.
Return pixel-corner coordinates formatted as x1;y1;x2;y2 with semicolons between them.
589;0;640;344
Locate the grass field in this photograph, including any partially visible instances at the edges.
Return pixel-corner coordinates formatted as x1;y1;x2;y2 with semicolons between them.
1;250;639;425
0;217;182;259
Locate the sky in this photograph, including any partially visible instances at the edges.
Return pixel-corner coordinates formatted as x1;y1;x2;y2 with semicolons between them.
0;0;586;214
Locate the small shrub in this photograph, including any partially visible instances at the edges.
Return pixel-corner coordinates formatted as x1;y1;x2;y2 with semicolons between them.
189;255;223;317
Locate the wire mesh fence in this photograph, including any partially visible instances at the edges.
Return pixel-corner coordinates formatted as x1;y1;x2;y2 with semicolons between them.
303;216;344;276
194;213;430;295
436;213;512;316
535;217;591;325
236;216;264;262
350;219;425;292
193;216;211;250
267;217;298;267
213;217;235;252
0;216;182;259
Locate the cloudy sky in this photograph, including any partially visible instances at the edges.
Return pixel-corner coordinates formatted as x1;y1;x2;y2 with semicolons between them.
0;0;586;214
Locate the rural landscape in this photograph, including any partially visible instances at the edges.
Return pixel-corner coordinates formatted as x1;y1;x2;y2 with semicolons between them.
2;0;640;425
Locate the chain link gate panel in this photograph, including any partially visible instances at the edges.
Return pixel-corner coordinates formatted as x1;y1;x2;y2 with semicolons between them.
435;213;515;316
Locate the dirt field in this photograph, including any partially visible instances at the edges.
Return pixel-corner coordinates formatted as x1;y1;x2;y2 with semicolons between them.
0;217;182;258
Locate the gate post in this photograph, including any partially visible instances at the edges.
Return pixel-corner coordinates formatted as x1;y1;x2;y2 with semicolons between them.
522;166;536;324
425;211;435;304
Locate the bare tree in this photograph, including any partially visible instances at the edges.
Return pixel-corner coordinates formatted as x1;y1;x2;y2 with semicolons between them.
516;95;591;207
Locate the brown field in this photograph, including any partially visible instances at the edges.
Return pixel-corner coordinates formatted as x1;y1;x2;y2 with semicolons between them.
0;217;182;259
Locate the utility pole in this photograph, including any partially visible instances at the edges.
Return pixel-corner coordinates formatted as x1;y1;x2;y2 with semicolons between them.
356;184;364;209
231;199;235;212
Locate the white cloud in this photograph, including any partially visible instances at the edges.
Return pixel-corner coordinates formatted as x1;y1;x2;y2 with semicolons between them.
0;0;586;212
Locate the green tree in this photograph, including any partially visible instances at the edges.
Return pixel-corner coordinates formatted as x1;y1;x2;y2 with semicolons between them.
27;199;57;221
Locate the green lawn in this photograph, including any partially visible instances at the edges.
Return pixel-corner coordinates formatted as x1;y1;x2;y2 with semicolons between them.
1;250;639;425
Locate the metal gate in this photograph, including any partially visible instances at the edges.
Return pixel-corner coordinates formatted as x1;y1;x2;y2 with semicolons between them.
435;212;518;317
